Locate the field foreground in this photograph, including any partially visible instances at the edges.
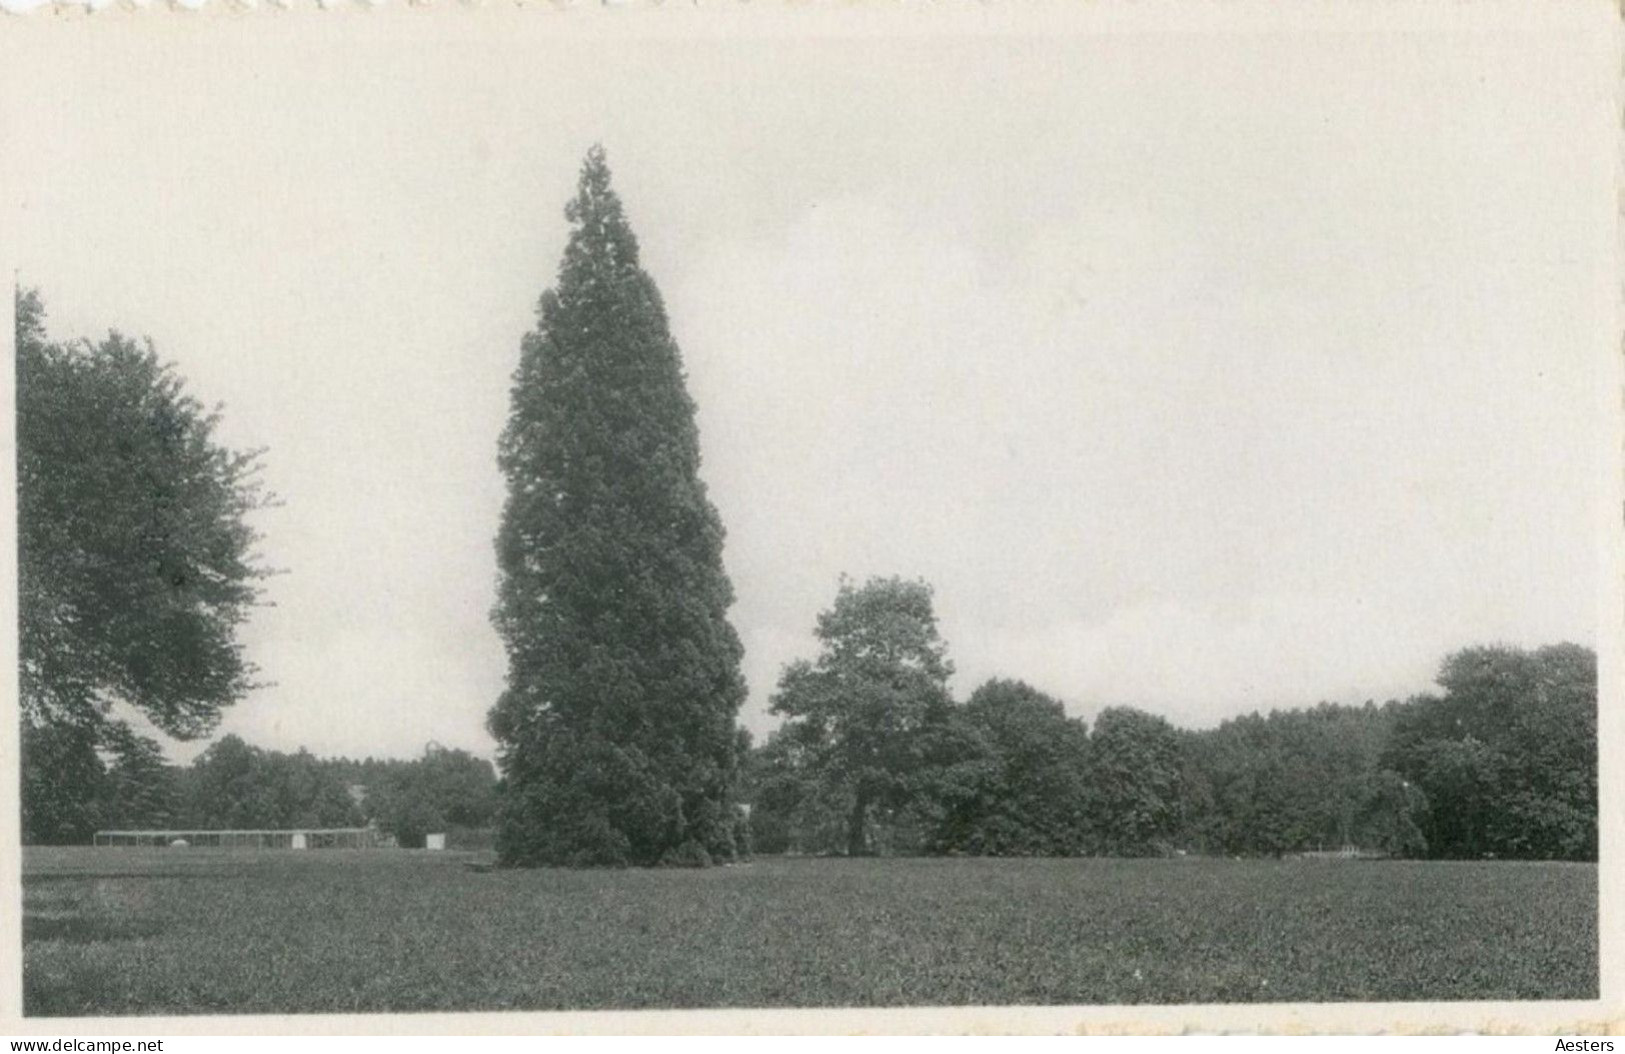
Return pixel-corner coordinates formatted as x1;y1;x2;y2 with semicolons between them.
22;849;1597;1015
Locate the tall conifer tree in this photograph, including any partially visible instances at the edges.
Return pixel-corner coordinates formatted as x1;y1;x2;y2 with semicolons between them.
489;147;747;867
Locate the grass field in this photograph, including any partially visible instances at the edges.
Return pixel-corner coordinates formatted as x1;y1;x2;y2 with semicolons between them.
21;848;1597;1016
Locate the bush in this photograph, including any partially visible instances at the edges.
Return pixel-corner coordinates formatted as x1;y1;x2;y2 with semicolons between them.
659;840;712;868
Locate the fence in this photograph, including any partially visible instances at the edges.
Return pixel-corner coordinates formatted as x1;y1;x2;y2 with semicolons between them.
92;828;381;849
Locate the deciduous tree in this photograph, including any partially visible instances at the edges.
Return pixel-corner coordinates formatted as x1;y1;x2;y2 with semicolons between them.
768;576;955;856
1384;643;1595;859
924;679;1092;856
1087;706;1183;855
16;288;274;842
366;744;499;848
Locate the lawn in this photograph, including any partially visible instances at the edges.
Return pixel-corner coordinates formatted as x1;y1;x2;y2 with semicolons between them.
21;848;1597;1016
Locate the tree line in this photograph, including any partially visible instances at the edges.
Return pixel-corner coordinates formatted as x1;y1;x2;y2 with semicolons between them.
25;731;498;850
17;285;273;846
15;287;501;852
745;576;1596;862
16;148;1600;868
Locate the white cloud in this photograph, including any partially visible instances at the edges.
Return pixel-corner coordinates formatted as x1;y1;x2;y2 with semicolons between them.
6;25;1608;758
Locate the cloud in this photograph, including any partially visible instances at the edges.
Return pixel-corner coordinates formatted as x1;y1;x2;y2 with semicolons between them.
9;27;1605;758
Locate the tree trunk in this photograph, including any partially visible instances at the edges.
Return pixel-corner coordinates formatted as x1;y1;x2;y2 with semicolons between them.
846;791;869;857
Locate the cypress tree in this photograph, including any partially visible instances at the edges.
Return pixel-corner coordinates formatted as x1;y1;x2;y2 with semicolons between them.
489;147;747;867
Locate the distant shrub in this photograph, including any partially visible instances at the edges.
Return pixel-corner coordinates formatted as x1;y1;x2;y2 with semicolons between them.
659;840;712;869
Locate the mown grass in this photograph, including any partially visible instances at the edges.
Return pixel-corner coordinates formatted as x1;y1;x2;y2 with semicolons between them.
21;848;1597;1015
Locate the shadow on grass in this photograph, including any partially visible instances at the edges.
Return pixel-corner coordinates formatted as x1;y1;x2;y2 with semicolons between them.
27;872;220;884
24;913;164;944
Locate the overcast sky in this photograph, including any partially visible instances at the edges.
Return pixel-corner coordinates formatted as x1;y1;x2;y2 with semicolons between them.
3;8;1614;763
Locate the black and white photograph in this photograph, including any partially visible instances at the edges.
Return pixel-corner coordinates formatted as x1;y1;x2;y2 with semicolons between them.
0;1;1618;1034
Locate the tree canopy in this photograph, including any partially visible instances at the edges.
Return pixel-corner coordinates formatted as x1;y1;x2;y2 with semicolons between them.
487;148;747;868
357;744;500;848
924;679;1093;856
1383;643;1596;860
749;573;1594;864
181;735;360;831
1085;707;1184;856
768;575;956;855
20;731;502;848
16;288;274;844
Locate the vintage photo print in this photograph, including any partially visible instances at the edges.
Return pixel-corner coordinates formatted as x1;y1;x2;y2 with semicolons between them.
0;0;1619;1035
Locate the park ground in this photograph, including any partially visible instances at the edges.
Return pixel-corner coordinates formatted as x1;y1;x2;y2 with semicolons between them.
21;848;1597;1015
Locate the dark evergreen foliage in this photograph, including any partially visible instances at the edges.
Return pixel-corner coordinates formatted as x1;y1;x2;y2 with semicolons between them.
488;148;747;867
